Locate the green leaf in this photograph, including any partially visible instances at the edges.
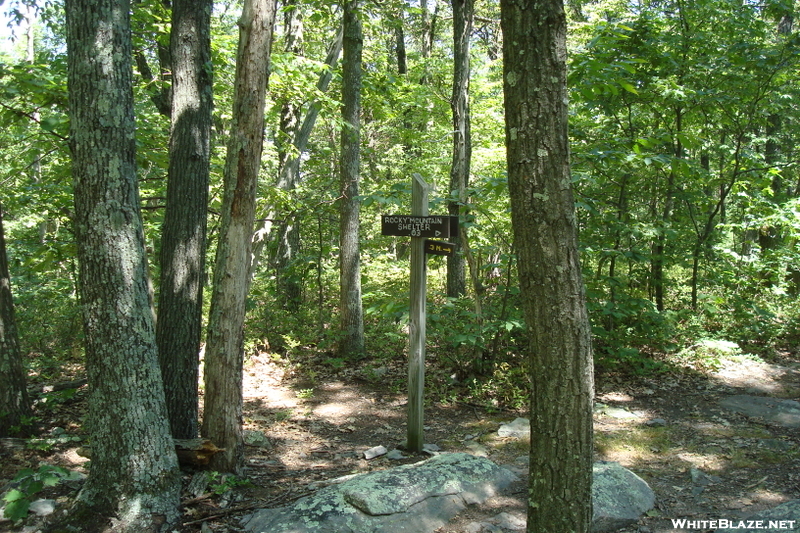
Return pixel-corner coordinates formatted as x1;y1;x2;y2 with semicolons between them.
40;115;65;132
618;81;638;94
42;471;63;487
25;480;44;495
11;469;34;482
3;499;30;521
3;488;25;503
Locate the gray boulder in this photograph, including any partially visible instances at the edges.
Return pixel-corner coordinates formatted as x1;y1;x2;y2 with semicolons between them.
498;418;530;439
592;461;655;532
242;453;519;533
719;395;800;428
715;500;800;532
242;453;654;533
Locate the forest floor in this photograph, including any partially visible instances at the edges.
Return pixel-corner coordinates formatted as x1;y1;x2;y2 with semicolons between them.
2;345;800;533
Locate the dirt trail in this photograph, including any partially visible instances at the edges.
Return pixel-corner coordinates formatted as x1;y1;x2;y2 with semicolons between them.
2;352;799;532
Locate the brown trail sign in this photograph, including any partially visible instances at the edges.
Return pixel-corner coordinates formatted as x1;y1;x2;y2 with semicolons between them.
381;215;458;239
424;240;456;256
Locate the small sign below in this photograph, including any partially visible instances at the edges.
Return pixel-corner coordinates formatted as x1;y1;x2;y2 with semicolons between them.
382;215;454;238
424;240;456;256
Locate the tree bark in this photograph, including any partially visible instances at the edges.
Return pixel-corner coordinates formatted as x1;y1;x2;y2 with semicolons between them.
651;106;680;312
273;0;305;311
446;0;473;299
65;0;181;526
202;0;276;474
338;0;365;359
156;0;213;440
250;27;343;273
0;204;32;437
500;0;595;530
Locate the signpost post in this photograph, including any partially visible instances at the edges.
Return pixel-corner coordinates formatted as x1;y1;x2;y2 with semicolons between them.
381;174;459;453
407;173;428;453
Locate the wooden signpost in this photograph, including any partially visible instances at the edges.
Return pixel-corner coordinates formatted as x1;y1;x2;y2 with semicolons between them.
381;173;458;453
407;174;428;453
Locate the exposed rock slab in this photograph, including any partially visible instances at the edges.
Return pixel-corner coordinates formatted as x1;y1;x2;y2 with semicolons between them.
464;461;654;533
241;453;519;533
592;461;655;532
719;395;800;428
466;511;526;532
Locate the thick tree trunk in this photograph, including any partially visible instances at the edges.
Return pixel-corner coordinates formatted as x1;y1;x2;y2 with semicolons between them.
446;0;473;299
65;0;181;526
338;0;365;359
202;0;276;474
0;204;32;437
156;0;213;440
500;0;595;530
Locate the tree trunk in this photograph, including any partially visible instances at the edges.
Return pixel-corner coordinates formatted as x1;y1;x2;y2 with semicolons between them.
250;27;343;273
446;0;472;298
651;107;680;312
273;0;305;311
395;8;407;75
0;204;32;437
338;0;365;359
156;0;213;440
65;0;181;526
202;0;276;474
500;0;595;530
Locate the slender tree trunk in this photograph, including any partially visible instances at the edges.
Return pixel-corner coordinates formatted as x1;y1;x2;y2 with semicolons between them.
762;7;795;290
276;1;304;174
651;106;681;311
202;0;277;474
250;27;343;271
446;0;473;298
395;10;416;156
395;8;407;75
500;0;594;530
133;0;173;118
0;204;32;437
65;0;181;525
273;0;305;310
420;0;431;59
272;28;343;308
156;0;213;440
338;0;365;359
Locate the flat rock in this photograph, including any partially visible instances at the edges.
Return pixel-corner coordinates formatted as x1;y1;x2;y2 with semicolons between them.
592;462;655;532
498;418;530;438
466;511;526;532
242;453;519;533
386;449;406;460
243;430;272;448
465;442;490;458
243;455;653;533
595;403;641;419
363;445;387;460
715;500;800;532
690;467;722;486
28;498;57;516
719;395;800;428
758;438;794;451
